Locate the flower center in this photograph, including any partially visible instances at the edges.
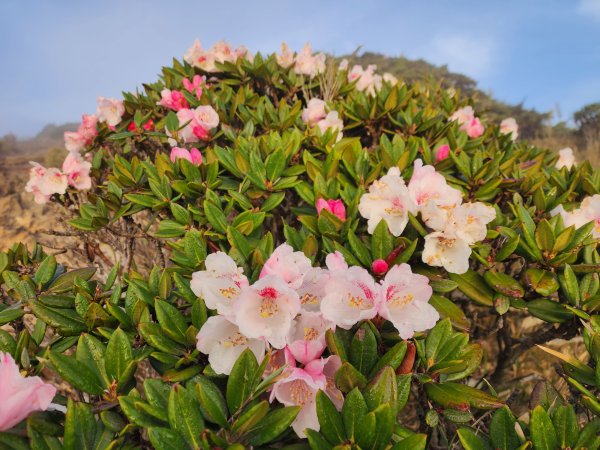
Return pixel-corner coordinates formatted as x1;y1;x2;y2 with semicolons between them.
303;327;319;341
289;380;312;406
219;286;238;299
300;293;318;305
389;293;414;307
222;332;247;348
259;297;279;318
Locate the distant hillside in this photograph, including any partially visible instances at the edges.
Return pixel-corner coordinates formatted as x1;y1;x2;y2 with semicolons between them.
0;122;77;158
346;52;551;139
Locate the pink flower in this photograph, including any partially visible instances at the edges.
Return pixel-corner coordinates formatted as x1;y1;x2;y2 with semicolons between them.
302;99;327;125
97;97;125;127
25;163;68;204
270;366;325;438
435;144;450;162
294;44;326;78
320;256;380;329
277;42;295;68
182;75;205;99
348;64;382;96
170;147;203;166
316;111;344;142
62;152;92;190
372;259;389;275
316;198;346;221
296;267;330;313
175;105;219;143
378;264;438;339
64;114;98;152
449;106;484;138
0;352;56;431
286;312;333;364
234;275;301;348
143;119;155;131
157;89;189;111
260;243;312;290
556;147;576;170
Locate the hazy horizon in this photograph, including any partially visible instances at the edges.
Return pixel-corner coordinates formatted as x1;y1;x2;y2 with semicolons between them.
1;0;599;138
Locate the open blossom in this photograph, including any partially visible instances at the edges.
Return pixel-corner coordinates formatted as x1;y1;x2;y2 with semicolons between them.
358;167;417;236
184;39;249;72
190;252;248;316
408;159;463;228
277;42;295;68
97;97;125;127
196;316;266;375
286;312;332;364
316;111;344;142
170;147;202;166
552;195;600;238
302;99;327;125
270;365;325;438
321;262;380;329
294;44;326;78
25;163;68;204
296;267;330;313
182;75;205;99
435;144;450;163
348;64;382;96
64;114;98;153
451;202;496;244
316;198;346;221
260;243;312;289
555;147;576;170
378;264;438;339
449;106;484;138
234;275;300;348
62;152;92;190
422;230;472;274
176;105;219;143
500;117;518;140
157;89;189;111
0;352;56;431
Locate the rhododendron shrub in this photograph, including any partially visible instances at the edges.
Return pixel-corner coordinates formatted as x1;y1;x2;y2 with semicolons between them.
2;39;600;449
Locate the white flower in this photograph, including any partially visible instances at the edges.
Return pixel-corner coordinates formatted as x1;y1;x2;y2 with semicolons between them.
190;252;248;316
320;265;380;329
358;167;417;236
581;194;600;238
234;275;300;348
383;72;398;85
294;44;326;78
422;231;472;274
451;202;496;244
348;64;382;96
260;243;312;290
196;316;266;375
297;267;330;313
277;42;295;68
449;106;475;125
302;99;328;125
97;97;125;127
378;264;438;339
316;111;344;142
556;147;576;170
500;118;518;140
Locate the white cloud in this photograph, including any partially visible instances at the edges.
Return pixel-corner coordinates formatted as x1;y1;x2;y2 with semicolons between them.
423;34;496;79
578;0;600;20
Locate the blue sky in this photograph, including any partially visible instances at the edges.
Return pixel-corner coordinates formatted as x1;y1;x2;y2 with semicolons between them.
1;0;599;137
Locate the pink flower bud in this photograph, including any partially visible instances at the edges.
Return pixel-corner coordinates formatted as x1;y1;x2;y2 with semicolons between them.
372;258;389;275
435;144;450;162
316;198;346;221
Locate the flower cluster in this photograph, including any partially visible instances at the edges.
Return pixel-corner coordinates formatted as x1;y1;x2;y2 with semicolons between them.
449;106;484;138
359;160;496;273
337;61;397;96
191;244;438;436
552;194;600;238
277;43;326;78
0;352;56;431
97;97;125;128
184;40;252;72
301;98;344;142
64;114;98;153
171;105;220;144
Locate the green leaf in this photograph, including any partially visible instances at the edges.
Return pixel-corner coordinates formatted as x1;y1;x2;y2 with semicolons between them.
530;405;558;450
105;328;133;383
456;427;491;450
155;299;188;344
203;200;228;234
560;264;580;306
363;366;398;413
316;390;345;445
48;268;96;293
368;341;407;378
168;384;205;449
34;255;57;286
483;271;524;298
342;388;367;442
63;400;96;450
391;433;428;450
247;406;301;446
425;382;503;410
48;351;104;395
334;361;368;393
552;404;579;449
489;407;519;450
535;219;555;251
371;220;393;261
349;323;378;376
226;348;259;413
195;376;229;428
524;268;559;296
449;271;494;306
148;427;187;450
